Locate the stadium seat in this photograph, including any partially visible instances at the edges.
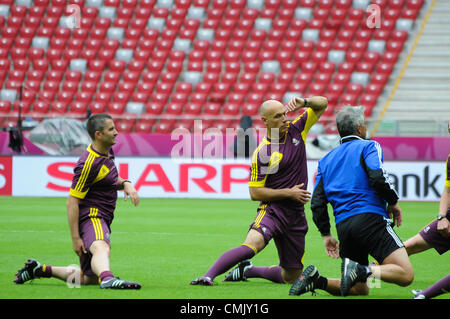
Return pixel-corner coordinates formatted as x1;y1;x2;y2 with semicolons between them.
223;103;240;115
340;94;358;106
154;120;174;134
0;0;427;132
0;100;11;114
242;103;259;116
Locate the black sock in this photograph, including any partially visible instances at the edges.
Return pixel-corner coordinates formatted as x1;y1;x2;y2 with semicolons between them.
316;276;328;290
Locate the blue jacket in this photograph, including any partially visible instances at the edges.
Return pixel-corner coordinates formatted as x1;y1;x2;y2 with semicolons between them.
311;136;399;236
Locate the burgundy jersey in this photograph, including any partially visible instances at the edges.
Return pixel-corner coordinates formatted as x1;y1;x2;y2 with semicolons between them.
249;108;318;222
69;144;118;224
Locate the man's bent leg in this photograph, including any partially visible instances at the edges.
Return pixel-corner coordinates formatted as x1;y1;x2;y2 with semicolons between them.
203;229;264;281
371;247;414;287
89;240;114;282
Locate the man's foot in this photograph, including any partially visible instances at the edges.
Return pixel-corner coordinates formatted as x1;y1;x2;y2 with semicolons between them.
223;260;253;282
412;289;426;299
100;277;141;289
340;258;370;296
190;276;214;286
289;265;320;296
14;259;41;284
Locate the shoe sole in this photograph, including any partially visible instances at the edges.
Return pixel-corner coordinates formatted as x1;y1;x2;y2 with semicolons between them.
289;265;318;296
190;277;213;286
101;283;141;289
340;258;354;297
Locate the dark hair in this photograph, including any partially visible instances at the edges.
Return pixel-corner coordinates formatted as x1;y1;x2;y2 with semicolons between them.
86;113;112;140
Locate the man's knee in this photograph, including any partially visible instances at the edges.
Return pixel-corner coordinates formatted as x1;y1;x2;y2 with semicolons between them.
281;268;302;284
89;240;110;256
243;229;266;253
399;267;414;287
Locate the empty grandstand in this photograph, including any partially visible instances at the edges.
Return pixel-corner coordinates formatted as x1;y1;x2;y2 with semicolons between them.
0;0;445;137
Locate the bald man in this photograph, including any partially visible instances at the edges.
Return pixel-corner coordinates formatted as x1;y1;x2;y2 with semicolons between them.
191;96;328;286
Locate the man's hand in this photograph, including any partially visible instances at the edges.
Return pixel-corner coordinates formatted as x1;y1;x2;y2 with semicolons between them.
437;216;450;238
123;183;140;206
387;203;402;227
285;97;306;113
72;236;87;257
323;235;339;258
288;183;311;204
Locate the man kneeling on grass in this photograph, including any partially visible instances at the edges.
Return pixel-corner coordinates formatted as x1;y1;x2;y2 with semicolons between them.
13;114;141;290
289;106;414;297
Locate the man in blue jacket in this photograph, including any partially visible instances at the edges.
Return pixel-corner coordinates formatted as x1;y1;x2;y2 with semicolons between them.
290;106;414;297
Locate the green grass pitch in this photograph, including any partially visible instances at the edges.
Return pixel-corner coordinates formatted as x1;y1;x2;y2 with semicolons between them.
0;196;447;299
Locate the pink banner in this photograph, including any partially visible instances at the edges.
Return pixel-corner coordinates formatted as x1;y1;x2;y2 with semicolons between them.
372;137;450;161
112;133;240;157
0;132;45;155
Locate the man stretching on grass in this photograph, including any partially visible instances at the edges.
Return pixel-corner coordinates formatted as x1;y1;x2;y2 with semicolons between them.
404;120;450;299
191;96;328;286
14;113;141;289
290;106;414;297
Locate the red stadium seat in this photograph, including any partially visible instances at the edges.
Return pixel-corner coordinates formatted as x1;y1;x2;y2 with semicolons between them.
340;94;358;106
165;103;183;115
301;62;318;75
246;93;264;106
346;83;363;96
70;101;88;115
315;73;332;85
203;103;221;115
388;0;405;9
89;102;107;114
251;83;269;95
401;8;419;20
327;83;345;95
294;73;313;86
134;122;152;133
223;103;240;115
241;103;259;116
51;101;69;114
359;94;378;108
289;82;307;94
376;63;394;75
293;51;311;64
311;51;328;63
308;83;326;96
407;0;424;8
386;41;404;54
184;103;202;115
0;100;11;114
334;73;351;86
32;100;50;114
233;82;250;95
356;61;375;73
365;83;383;96
154;120;174;134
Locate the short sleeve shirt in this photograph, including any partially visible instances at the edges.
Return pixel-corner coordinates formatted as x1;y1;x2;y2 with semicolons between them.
248;108;318;219
70;144;118;223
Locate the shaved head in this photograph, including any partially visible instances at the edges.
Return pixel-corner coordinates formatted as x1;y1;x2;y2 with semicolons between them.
260;100;284;117
259;99;288;138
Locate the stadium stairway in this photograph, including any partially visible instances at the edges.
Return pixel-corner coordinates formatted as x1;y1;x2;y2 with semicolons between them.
371;0;450;136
